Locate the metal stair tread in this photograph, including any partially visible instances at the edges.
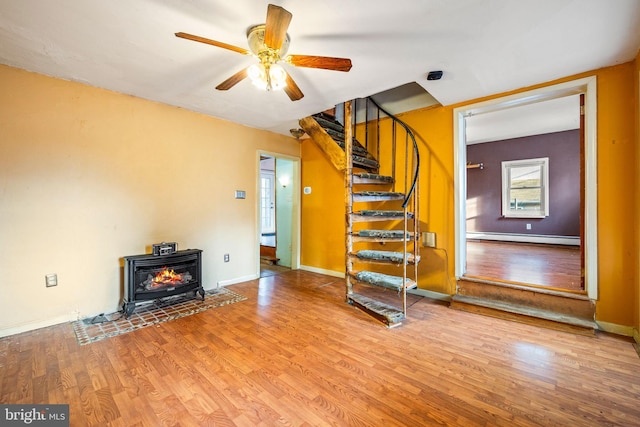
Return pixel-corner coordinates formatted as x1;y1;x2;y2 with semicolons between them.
350;250;420;265
358;210;409;217
353;155;379;169
353;191;404;202
354;191;404;197
353;173;394;184
325;127;346;139
312;118;373;158
335;139;370;157
452;294;597;329
354;229;412;241
311;114;345;132
348;293;406;325
327;128;367;149
352;210;414;222
351;270;417;291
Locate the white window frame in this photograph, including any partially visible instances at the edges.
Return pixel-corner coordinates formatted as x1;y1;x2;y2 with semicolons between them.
501;157;549;218
260;171;276;234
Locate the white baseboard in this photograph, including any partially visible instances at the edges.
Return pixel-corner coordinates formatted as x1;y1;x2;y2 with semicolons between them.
467;232;580;246
0;312;78;339
216;274;259;288
299;265;345;278
596;320;635;337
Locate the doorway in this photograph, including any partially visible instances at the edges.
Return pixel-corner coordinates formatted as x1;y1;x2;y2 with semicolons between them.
259;158;277;263
453;77;598;299
464;95;582;292
257;152;300;277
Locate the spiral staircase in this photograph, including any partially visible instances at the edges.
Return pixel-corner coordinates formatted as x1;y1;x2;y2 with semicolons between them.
300;98;420;327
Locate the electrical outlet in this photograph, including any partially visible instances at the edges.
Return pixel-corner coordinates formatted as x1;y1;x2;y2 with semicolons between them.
45;274;57;287
526;223;532;230
422;232;437;248
224;254;230;262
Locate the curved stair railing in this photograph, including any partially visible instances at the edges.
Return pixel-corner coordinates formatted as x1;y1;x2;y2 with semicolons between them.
299;98;421;327
366;96;420;210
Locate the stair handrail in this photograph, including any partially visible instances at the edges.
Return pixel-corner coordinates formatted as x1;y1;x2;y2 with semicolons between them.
366;96;420;209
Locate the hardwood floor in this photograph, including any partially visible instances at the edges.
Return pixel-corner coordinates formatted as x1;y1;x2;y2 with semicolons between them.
259;262;290;278
2;270;639;426
466;240;583;292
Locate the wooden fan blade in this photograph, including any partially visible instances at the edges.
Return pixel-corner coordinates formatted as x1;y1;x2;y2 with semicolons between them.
175;32;250;55
264;4;292;51
286;55;352;72
283;72;304;101
216;68;249;91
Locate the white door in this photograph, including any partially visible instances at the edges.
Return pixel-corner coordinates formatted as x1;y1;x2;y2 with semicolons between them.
260;171;276;235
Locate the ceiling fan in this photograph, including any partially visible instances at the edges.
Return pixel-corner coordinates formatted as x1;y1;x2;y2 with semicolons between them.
175;4;352;101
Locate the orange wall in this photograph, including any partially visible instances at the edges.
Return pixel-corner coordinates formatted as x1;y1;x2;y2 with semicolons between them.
635;49;640;337
300;140;345;273
0;64;300;335
590;62;637;326
301;61;639;328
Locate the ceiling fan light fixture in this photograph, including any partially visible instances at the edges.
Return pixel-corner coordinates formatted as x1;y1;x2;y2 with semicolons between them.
248;62;287;91
268;64;287;90
248;63;268;89
176;4;351;101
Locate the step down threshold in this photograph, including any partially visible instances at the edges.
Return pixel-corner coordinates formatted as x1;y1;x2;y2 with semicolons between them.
451;294;598;335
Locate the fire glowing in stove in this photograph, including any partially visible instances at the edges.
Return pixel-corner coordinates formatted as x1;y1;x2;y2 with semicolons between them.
154;267;183;285
143;267;192;290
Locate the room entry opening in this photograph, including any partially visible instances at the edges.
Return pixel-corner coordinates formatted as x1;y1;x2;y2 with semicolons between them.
258;152;300;274
453;76;598;299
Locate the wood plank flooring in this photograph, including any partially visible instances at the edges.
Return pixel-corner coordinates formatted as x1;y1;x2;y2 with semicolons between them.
259;262;290;278
2;270;639;426
466;240;583;291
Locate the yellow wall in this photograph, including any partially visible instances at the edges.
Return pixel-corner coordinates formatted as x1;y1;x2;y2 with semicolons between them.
301;61;639;328
300;139;345;272
0;64;300;336
591;62;637;327
3;56;637;333
635;49;640;338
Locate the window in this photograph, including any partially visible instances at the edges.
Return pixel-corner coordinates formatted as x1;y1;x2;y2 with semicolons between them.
501;158;549;218
260;171;275;234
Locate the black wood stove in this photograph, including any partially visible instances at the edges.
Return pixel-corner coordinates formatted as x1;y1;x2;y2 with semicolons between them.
122;244;204;317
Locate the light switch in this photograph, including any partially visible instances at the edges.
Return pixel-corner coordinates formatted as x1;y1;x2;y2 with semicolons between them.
45;274;58;287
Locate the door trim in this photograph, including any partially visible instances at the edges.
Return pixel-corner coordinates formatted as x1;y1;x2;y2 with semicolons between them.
256;151;301;271
453;76;598;299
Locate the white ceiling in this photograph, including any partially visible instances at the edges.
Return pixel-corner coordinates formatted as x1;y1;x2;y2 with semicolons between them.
1;1;639;136
465;94;581;144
